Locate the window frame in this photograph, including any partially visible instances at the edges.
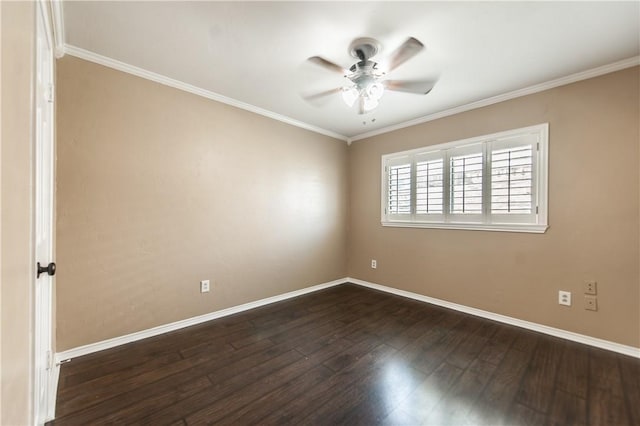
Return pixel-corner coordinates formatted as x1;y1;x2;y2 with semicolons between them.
381;123;549;233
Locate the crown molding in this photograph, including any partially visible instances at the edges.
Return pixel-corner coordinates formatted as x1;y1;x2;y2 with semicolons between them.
350;56;640;142
62;44;349;142
50;0;65;58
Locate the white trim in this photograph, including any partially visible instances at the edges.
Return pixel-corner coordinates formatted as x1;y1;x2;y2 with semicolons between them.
61;45;349;142
45;364;60;422
381;221;548;233
347;278;640;358
38;0;54;54
350;56;640;142
50;0;65;58
34;2;57;424
54;278;345;363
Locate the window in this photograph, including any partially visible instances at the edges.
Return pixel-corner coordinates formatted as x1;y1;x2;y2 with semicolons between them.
381;124;548;233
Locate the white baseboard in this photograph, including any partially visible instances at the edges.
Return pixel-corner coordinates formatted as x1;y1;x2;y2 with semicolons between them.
347;277;640;358
55;276;639;364
55;277;345;363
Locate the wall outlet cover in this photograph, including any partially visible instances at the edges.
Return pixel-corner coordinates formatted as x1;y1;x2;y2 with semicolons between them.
584;281;597;295
558;290;571;306
200;280;210;293
585;295;598;311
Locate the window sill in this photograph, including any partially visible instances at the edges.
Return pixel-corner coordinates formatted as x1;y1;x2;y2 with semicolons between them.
381;221;548;234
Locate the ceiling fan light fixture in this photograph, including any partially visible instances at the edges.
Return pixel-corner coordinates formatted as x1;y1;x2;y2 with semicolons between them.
341;86;359;107
342;79;384;112
367;82;385;100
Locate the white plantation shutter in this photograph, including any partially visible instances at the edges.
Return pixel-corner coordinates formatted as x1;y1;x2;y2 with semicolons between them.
416;155;444;216
489;134;538;224
491;145;533;214
450;151;483;215
387;162;412;216
381;124;548;233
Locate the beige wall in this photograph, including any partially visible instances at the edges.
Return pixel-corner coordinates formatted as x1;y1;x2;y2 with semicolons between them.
349;67;640;348
1;1;35;424
56;57;348;351
56;54;638;352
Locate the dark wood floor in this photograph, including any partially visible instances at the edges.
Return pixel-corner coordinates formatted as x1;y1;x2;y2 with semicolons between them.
50;283;639;425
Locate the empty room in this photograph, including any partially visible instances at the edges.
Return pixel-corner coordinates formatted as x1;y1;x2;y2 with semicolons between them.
1;1;639;425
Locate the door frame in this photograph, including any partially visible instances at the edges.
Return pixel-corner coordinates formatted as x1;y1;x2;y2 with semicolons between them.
33;1;57;423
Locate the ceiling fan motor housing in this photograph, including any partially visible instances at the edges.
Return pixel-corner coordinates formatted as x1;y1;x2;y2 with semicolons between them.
349;37;380;62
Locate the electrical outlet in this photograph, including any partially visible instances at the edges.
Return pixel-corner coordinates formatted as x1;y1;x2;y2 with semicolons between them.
558;290;571;306
584;281;597;295
371;259;377;269
585;296;598;311
200;280;210;293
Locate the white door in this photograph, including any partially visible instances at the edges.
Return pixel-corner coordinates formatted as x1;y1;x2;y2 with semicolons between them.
34;1;55;423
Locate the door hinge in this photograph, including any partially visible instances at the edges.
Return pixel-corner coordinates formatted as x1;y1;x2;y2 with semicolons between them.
536;142;540;151
46;84;54;103
46;350;53;370
536;206;539;214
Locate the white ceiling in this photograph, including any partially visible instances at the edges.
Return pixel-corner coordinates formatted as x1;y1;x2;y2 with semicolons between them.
61;1;640;140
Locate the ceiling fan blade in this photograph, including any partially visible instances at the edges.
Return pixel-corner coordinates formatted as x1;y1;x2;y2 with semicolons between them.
307;56;348;75
386;37;424;71
384;79;436;95
302;87;342;102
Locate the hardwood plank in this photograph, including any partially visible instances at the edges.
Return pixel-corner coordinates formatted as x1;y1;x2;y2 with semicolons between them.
587;388;630;426
380;361;463;424
447;328;489;369
331;363;427;425
411;316;481;375
489;324;521;347
322;336;382;372
478;339;510;366
512;329;540;353
257;344;398;425
619;353;640;425
228;305;345;349
384;308;446;350
56;338;275;418
505;403;547;426
52;374;212;424
515;337;564;413
465;345;532;425
215;365;334;425
556;341;589;398
370;304;433;343
230;288;397;350
59;351;183;392
475;324;519;367
138;349;303;424
422;358;498;425
547;389;586;426
185;347;343;424
589;347;625;398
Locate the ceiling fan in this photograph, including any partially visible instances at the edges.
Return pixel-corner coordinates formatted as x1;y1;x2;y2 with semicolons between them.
303;37;437;114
